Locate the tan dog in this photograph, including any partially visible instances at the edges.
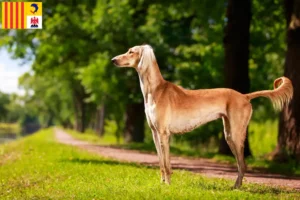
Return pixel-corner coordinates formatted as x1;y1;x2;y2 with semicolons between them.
112;44;293;188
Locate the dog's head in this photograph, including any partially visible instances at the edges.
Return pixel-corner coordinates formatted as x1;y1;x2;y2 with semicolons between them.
111;45;156;71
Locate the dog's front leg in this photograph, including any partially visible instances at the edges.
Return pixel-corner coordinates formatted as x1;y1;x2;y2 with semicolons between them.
159;133;171;185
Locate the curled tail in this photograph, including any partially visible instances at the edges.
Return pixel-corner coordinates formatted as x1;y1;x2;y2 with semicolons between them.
246;77;293;110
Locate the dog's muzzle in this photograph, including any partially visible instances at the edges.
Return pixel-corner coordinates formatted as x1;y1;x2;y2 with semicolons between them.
111;58;117;65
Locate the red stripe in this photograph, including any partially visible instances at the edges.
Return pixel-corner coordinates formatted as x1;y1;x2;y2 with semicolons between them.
16;2;18;29
10;2;13;29
4;2;8;29
21;2;24;29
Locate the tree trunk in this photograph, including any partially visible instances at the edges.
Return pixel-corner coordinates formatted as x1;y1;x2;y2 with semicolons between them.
273;0;300;161
94;105;105;136
74;98;85;133
219;0;252;157
124;102;145;143
73;87;86;133
73;101;81;132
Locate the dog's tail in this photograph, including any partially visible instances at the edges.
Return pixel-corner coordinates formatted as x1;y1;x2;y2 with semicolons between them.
246;77;293;110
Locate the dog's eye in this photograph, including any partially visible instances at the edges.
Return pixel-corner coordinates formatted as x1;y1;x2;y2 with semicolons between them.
129;51;133;54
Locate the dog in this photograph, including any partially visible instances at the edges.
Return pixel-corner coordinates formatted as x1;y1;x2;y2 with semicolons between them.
111;44;293;188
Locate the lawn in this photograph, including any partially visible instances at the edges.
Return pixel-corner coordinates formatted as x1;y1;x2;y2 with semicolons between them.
0;129;299;199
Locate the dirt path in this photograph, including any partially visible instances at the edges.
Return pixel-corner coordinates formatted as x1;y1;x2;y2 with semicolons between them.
55;129;300;191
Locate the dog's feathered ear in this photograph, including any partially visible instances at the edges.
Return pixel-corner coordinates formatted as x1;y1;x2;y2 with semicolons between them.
138;47;144;69
138;45;156;71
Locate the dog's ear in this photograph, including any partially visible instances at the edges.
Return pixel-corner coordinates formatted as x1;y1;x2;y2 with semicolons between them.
138;45;155;71
138;47;145;69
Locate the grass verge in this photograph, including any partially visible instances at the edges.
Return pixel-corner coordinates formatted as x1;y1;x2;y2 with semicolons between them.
0;129;299;199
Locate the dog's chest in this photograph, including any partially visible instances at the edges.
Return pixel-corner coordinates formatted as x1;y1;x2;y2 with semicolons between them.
144;94;158;126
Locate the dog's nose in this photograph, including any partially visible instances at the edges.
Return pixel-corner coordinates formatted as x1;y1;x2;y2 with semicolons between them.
111;58;117;64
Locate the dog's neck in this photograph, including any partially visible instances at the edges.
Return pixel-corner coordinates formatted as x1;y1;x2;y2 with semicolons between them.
137;61;164;102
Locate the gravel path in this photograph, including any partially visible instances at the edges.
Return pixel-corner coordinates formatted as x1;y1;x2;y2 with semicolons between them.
55;129;300;190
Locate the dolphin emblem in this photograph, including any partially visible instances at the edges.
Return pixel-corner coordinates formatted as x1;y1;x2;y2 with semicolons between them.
30;3;38;14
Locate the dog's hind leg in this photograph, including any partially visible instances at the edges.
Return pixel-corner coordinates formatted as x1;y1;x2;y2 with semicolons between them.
151;128;166;183
223;103;252;188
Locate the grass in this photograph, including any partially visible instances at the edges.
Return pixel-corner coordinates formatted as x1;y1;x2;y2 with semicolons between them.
0;129;299;199
248;120;278;158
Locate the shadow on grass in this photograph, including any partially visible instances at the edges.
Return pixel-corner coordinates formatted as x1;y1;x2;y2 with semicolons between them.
60;158;156;170
238;185;298;195
195;180;295;195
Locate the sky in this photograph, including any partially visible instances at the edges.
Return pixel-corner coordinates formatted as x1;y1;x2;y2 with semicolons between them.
0;49;31;95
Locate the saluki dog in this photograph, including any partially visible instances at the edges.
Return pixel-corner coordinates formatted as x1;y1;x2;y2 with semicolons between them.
111;44;293;188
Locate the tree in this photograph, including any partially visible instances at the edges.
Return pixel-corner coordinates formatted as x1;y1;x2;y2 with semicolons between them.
0;92;10;122
138;1;226;147
0;0;290;150
124;102;145;142
0;1;99;132
274;0;300;161
5;94;26;123
219;0;252;157
18;72;74;128
248;0;285;123
78;0;150;141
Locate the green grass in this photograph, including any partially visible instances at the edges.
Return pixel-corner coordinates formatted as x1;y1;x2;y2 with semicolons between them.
249;120;278;158
0;129;299;199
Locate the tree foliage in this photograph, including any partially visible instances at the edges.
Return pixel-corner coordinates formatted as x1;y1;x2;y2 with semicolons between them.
0;0;298;157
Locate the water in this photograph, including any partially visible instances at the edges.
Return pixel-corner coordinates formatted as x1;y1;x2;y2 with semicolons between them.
0;136;16;144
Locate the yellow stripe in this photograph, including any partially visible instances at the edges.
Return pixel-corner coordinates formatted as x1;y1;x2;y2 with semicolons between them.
24;2;26;29
2;2;5;29
7;2;10;29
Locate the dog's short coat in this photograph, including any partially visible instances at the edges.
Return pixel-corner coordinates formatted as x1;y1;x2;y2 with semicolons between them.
112;45;293;188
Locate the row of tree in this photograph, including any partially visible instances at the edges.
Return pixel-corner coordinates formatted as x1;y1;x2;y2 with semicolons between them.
0;0;298;160
218;0;300;160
